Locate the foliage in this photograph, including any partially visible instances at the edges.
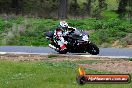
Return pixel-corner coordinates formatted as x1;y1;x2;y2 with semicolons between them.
129;58;132;61
120;33;132;45
0;17;131;46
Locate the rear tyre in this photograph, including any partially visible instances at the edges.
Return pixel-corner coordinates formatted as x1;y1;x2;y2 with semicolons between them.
58;49;67;54
87;42;99;55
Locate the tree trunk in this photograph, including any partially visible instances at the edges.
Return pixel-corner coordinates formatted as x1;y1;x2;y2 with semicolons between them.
117;0;128;18
11;0;24;15
58;0;68;19
73;0;79;18
98;0;106;11
128;0;132;23
86;0;91;16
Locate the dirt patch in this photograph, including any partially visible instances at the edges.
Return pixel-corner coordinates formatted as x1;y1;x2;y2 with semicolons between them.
126;45;132;48
112;40;123;48
0;54;48;61
0;54;89;61
79;59;132;73
47;55;112;62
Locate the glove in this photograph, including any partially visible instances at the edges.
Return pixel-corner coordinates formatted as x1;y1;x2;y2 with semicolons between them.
64;41;68;44
63;32;69;36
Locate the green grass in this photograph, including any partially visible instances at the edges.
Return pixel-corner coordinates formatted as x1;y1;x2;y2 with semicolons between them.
102;11;119;19
47;55;58;58
75;60;103;64
0;60;131;88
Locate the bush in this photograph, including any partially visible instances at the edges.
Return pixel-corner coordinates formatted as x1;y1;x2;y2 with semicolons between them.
122;33;132;45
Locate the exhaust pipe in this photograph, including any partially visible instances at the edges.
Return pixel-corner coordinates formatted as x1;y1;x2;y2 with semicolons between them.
49;44;59;50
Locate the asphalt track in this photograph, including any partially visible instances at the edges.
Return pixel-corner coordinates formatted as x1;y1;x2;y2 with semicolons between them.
0;46;132;58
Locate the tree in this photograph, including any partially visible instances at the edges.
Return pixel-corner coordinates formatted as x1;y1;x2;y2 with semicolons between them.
117;0;128;18
128;0;132;23
85;0;92;16
0;0;11;14
58;0;68;19
93;0;107;18
69;0;80;18
98;0;107;17
11;0;23;14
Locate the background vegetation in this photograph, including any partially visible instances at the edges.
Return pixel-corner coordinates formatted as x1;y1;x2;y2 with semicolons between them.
0;0;131;20
0;17;131;47
0;0;132;47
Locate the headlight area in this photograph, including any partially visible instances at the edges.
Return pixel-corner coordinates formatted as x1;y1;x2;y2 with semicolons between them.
82;35;89;41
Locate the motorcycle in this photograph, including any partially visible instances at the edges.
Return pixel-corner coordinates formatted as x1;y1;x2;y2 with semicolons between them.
45;29;99;55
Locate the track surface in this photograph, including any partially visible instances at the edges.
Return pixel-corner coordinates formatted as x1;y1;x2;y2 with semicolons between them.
0;46;132;58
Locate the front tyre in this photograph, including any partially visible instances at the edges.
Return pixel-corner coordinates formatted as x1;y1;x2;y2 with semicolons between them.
87;42;99;55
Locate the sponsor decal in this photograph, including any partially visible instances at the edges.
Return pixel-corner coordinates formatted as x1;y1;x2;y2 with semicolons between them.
76;66;131;85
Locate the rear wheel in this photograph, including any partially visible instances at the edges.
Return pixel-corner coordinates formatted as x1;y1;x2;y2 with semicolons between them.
58;49;67;54
87;42;99;55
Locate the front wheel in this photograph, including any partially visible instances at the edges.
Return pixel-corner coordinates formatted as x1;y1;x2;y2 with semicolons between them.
87;42;99;55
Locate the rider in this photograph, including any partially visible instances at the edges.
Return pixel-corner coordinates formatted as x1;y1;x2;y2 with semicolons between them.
49;21;68;51
49;21;76;51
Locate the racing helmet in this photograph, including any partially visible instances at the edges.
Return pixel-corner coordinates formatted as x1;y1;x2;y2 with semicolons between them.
59;21;68;31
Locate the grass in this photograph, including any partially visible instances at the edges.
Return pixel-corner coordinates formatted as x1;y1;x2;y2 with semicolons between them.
75;60;103;64
102;11;119;19
0;60;131;88
48;54;58;58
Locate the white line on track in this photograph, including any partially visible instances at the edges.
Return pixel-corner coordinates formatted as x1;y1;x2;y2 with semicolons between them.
0;52;49;55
